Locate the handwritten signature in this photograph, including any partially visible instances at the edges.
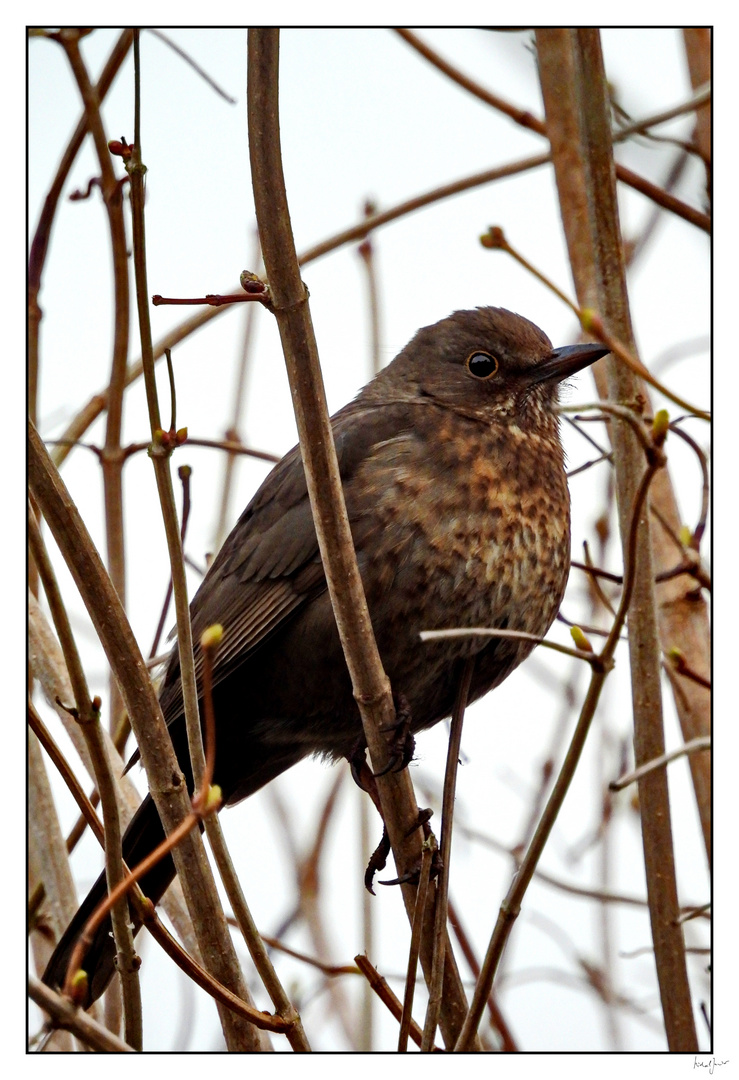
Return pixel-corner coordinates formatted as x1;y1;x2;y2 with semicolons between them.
694;1058;729;1075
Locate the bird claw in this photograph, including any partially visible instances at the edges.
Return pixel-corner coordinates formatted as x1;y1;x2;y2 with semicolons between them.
349;740;373;791
405;805;433;838
363;807;436;892
347;693;414;788
364;826;391;895
379;846;442;888
348;702;430;894
374;693;415;777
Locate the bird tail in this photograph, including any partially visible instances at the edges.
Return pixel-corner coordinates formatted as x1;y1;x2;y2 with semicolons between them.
41;792;174;1008
41;731;308;1007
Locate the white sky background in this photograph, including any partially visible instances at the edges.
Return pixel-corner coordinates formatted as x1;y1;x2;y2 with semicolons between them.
25;26;716;1062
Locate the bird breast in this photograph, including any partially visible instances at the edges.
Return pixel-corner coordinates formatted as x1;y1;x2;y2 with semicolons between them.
350;406;572;648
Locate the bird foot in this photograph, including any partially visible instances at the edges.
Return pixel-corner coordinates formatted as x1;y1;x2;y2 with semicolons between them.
378;854;442;888
364;826;391;895
374;692;415;777
347;693;414;799
363;806;437;893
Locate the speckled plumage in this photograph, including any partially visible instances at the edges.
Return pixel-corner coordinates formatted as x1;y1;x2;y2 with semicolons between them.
43;307;608;1004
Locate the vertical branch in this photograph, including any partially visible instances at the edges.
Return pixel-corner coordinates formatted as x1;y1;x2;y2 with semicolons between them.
536;28;698;1050
357;199;382;1050
421;658;474;1051
682;29;711;191
213;231;262;553
534;29;710;866
357;201;384;377
358;792;376;1050
57;30;131;736
398;836;435;1052
246;28;475;1049
125;31;262;1052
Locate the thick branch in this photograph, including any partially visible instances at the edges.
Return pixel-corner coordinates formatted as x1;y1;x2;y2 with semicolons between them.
246;28;475;1050
536;28;698;1051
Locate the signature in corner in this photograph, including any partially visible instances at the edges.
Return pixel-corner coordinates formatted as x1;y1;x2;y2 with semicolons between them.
694;1058;729;1075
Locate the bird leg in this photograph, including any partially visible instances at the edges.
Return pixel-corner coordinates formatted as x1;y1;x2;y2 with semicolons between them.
349;740;384;813
348;740;437;892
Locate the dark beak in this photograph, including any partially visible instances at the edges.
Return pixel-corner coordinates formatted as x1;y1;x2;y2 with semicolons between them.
531;343;610;386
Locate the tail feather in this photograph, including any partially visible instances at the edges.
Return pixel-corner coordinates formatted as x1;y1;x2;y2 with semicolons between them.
42;730;309;1007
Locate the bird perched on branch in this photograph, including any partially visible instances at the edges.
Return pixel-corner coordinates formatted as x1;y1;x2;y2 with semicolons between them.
43;306;608;1006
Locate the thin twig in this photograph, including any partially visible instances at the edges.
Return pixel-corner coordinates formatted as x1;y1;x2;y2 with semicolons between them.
610;736;710;791
126;30;258;1050
147;28;238;103
667;422;710;548
29;30;134;426
395;28;710;234
667;649;711;690
355;955;437;1051
134;912;295;1035
56;28;132;740
398;836;435;1052
675;904;711;926
289;773;356;1045
28;702;104;849
461;822;708;915
447;901;518;1051
582;540;617;617
483;228;709;420
30;977;135;1053
357;199;384;377
213;230;263;552
213;813;321;1043
422;658;474;1050
584;313;709;421
420;626;599;667
150;465;193;659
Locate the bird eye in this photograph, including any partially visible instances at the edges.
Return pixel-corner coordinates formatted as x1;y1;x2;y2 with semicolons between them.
466;351;499;379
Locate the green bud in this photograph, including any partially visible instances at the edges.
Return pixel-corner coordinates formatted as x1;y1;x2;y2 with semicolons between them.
69;968;89;1004
579;308;596;333
206;785;222;812
570;626;593;653
201;624;224;650
652;409;670;445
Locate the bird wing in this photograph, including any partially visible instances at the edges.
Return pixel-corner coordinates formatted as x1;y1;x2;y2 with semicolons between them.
157;399;415;727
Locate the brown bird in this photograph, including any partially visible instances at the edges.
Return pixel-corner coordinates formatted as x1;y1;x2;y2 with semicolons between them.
43;306;608;1005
